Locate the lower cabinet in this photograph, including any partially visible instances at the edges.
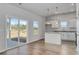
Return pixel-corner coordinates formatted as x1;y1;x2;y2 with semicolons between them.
61;32;75;41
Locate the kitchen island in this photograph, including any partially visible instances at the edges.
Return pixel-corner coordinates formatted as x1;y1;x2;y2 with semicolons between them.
45;32;61;45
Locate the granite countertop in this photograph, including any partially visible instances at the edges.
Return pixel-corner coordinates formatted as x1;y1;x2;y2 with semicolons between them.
45;32;60;34
46;28;76;32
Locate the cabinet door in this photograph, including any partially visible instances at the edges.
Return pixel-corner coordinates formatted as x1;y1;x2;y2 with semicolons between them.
77;36;79;45
67;33;75;41
61;32;68;40
61;32;75;41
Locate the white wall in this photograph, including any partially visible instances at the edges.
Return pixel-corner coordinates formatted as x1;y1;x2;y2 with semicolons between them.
0;4;45;52
76;3;79;51
0;16;6;52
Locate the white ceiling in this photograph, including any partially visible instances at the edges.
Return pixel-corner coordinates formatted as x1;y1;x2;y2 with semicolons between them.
10;3;76;17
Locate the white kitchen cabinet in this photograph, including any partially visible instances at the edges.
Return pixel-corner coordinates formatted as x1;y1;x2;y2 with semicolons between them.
77;35;79;45
77;34;79;51
45;32;61;45
61;32;75;41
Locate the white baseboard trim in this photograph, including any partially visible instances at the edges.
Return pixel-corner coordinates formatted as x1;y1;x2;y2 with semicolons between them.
0;38;43;53
0;43;27;53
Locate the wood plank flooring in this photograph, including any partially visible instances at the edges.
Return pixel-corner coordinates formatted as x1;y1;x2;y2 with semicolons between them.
0;39;78;55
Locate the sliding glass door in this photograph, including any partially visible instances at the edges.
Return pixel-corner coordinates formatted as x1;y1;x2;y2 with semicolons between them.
19;20;27;44
7;18;18;48
33;21;39;35
6;18;28;48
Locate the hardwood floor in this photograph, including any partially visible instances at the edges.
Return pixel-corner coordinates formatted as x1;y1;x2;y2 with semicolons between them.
0;39;78;55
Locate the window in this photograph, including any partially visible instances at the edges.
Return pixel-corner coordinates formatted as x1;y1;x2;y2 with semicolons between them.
33;21;39;35
60;21;68;28
19;20;27;44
